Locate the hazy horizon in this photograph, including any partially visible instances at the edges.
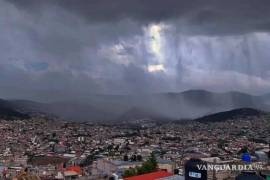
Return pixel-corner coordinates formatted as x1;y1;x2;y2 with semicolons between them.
3;89;267;103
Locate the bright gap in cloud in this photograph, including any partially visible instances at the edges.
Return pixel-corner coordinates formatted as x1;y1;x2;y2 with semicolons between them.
147;64;165;73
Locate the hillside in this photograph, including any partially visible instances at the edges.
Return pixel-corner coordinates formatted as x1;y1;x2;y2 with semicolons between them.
0;99;30;120
5;90;270;122
195;108;263;123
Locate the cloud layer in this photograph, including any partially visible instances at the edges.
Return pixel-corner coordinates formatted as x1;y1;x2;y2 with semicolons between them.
1;0;270;101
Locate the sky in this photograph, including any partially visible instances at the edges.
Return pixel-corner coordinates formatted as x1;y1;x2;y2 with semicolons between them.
1;0;270;101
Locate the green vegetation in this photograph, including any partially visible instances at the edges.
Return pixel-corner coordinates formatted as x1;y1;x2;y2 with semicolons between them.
123;168;137;177
123;153;158;178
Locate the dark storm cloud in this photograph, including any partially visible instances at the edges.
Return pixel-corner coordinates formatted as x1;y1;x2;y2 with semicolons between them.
7;0;270;35
1;0;270;102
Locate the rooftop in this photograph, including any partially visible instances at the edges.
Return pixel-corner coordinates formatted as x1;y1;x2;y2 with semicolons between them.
124;171;173;180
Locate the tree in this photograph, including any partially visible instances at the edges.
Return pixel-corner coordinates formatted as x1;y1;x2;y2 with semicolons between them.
114;145;120;151
137;155;143;161
107;144;114;152
149;153;158;171
136;153;157;174
123;168;136;177
139;161;153;174
131;154;137;161
123;153;158;177
52;132;56;138
238;146;248;154
123;155;129;161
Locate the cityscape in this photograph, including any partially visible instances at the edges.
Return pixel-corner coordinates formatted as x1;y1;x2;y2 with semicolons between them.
1;0;270;179
0;107;269;179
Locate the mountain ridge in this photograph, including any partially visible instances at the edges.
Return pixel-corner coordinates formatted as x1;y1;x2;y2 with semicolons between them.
195;108;264;123
0;99;30;120
3;89;270;122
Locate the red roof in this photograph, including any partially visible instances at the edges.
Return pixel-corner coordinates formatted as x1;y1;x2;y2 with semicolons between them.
66;166;82;174
124;171;173;180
